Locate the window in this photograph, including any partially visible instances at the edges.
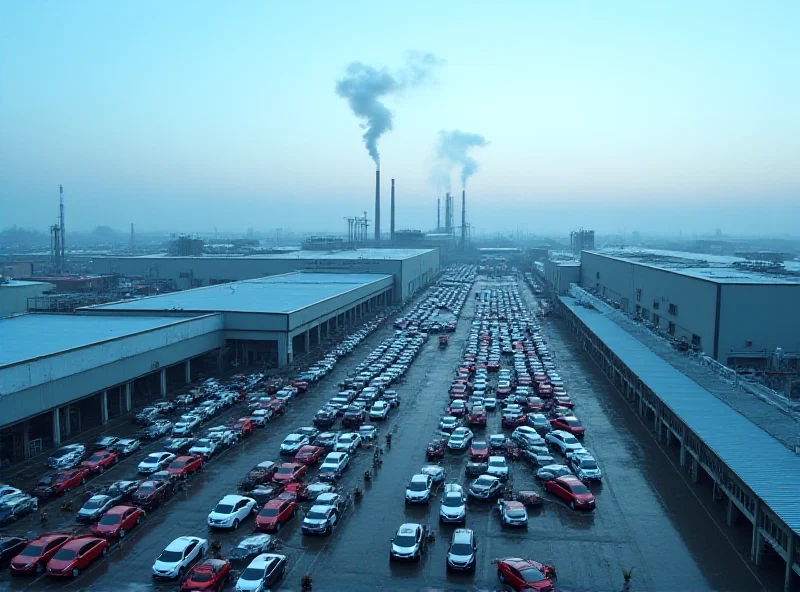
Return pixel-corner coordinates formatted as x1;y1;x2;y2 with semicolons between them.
668;303;678;316
692;334;701;347
652;300;660;310
668;322;676;335
653;314;660;327
745;340;753;347
641;309;650;321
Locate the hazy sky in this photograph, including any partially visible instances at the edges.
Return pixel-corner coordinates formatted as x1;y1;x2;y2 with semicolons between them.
1;1;798;236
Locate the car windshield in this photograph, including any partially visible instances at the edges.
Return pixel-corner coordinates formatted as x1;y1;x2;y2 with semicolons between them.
475;477;494;487
214;503;234;514
20;545;43;557
564;435;579;444
393;534;416;547
83;499;103;510
443;493;462;507
409;480;428;491
87;453;105;462
38;475;55;485
520;566;546;582
240;567;265;581
566;418;582;427
171;460;188;468
306;510;328;520
190;569;214;582
138;484;155;493
450;542;472;555
571;483;591;494
99;513;120;525
489;459;505;467
196;440;211;447
507;508;526;518
53;548;77;561
259;508;278;517
276;467;293;475
146;454;162;462
158;550;183;563
581;460;598;470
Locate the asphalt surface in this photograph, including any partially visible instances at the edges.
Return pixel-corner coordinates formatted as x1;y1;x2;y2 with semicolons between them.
0;274;778;591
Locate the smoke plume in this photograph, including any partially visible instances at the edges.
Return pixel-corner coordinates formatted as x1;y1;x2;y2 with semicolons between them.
336;52;442;168
436;130;489;187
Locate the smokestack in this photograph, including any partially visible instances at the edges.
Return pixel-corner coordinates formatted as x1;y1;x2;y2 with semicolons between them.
390;179;395;241
445;192;451;233
59;185;65;269
374;170;381;241
437;198;441;230
461;189;466;245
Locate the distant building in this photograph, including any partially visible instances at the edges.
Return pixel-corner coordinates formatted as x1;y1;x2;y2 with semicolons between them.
0;279;54;317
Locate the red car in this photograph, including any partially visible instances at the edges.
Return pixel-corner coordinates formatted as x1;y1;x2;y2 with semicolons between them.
167;455;203;478
131;479;171;510
294;445;324;465
517;376;532;386
271;463;307;484
9;534;73;575
80;450;119;475
549;416;586;437
232;418;254;437
525;397;545;412
554;396;574;409
291;380;309;394
45;536;107;578
496;384;513;397
469;441;490;462
255;498;297;531
90;505;145;538
34;468;90;497
267;399;286;416
487;361;500;372
448;401;467;417
502;414;527;429
179;558;231;592
282;482;310;502
544;475;595;511
495;557;556;591
537;383;553;398
467;407;487;426
426;438;446;460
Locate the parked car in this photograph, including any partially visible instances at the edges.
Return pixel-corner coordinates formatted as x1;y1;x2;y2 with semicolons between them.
293;445;325;465
467;474;503;500
549;416;586;437
167;455;203;479
334;432;362;454
487;456;510;480
446;528;477;572
0;493;38;524
239;461;278;491
34;468;89;498
0;536;28;565
439;483;467;524
9;534;74;575
131;479;172;510
497;499;528;527
45;536;107;578
389;523;427;561
234;553;287;592
104;480;140;504
568;454;602;482
93;436;119;451
271;463;307;485
80;450;119;475
207;494;257;530
75;495;115;524
138;420;174;440
301;502;340;535
359;424;378;442
163;437;196;454
495;557;556;591
111;438;141;457
179;558;231;592
447;427;474;451
318;452;349;481
279;433;309;456
228;534;276;567
138;452;177;474
90;505;145;538
188;438;217;459
46;445;86;470
543;475;596;511
255;498;297;532
469;440;490;462
152;536;208;580
545;430;584;455
405;474;433;504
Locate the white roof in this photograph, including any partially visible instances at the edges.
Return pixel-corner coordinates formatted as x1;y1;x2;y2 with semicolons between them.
166;536;203;551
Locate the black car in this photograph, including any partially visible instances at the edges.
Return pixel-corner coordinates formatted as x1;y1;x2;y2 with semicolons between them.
105;480;140;504
228;534;275;567
162;437;196;454
0;536;28;565
312;432;339;451
341;406;366;429
250;485;282;505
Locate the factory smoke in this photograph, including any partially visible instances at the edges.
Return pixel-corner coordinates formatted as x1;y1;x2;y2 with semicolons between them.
435;130;489;187
335;52;442;168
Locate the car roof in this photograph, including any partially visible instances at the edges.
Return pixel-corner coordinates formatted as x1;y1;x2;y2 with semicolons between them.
88;494;111;503
315;492;339;503
452;528;473;543
488;456;506;462
166;536;201;551
410;473;429;482
219;494;250;504
397;523;421;534
557;475;584;485
504;501;525;509
248;553;285;569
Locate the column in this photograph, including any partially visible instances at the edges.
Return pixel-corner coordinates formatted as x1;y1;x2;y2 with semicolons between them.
726;496;739;526
64;405;72;437
785;532;796;592
22;421;30;459
304;330;310;353
185;359;192;384
101;391;109;424
336;314;340;329
751;499;763;564
124;382;132;412
680;435;687;467
316;324;321;344
160;368;167;397
53;409;61;446
277;335;289;367
689;457;699;483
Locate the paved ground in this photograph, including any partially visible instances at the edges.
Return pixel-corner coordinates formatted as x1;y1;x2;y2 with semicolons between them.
0;275;779;591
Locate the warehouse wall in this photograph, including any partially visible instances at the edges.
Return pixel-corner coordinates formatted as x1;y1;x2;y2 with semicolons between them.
400;249;440;300
718;284;800;365
580;252;635;305
0;282;54;317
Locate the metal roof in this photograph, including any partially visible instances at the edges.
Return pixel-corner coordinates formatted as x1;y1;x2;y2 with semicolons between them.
561;296;800;535
108;248;434;261
90;272;393;315
0;314;198;367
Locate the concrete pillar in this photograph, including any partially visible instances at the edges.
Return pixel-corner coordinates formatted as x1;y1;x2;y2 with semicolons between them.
101;391;109;424
124;382;132;412
64;405;72;437
680;438;687;467
689;457;699;483
53;409;61;446
336;314;340;329
277;334;289;367
726;496;739;526
185;359;192;384
316;323;321;344
22;421;30;459
160;368;167;397
785;532;796;592
304;330;310;353
751;499;763;564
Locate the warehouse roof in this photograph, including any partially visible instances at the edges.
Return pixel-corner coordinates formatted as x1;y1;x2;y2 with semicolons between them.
561;295;800;534
89;272;394;315
0;314;201;367
587;249;800;284
0;280;52;288
105;248;434;261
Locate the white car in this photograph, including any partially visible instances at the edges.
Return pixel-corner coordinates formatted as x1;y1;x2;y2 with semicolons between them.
279;433;309;455
486;456;510;480
405;474;433;504
439;483;466;524
369;401;390;420
439;416;460;432
390;523;426;561
512;426;545;449
334;432;362;454
188;438;217;458
207;494;257;529
359;424;378;442
545;430;585;454
138;452;177;474
152;536;208;580
76;494;114;523
447;427;474;451
318;452;349;481
111;438;141;456
235;553;287;592
570;455;603;481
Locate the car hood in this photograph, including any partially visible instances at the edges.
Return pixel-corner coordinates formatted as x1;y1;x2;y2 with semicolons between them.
153;559;180;573
391;543;417;555
234;576;262;591
303;518;327;526
447;552;473;563
440;505;465;516
405;488;429;497
208;511;234;521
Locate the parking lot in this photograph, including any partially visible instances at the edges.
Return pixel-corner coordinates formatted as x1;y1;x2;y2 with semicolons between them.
0;268;772;591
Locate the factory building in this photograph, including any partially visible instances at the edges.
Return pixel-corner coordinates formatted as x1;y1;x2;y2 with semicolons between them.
0;271;395;464
580;249;800;366
543;258;581;295
90;248;439;302
0;280;54;316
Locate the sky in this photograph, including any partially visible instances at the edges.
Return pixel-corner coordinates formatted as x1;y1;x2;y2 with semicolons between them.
1;1;798;236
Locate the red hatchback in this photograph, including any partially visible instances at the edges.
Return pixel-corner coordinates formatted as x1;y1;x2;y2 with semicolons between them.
10;534;73;575
282;482;310;502
91;505;145;538
549;416;586;437
232;418;254;437
179;558;231;592
46;536;108;578
167;455;203;478
271;463;307;484
80;450;119;475
448;401;467;417
469;441;490;462
267;399;286;416
544;475;595;511
294;445;324;465
34;468;90;497
255;498;297;531
495;557;556;591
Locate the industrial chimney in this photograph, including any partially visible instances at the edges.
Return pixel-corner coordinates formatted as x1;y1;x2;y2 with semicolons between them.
390;179;396;242
461;189;466;246
59;185;65;269
437;198;441;230
445;192;451;233
374;170;381;241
